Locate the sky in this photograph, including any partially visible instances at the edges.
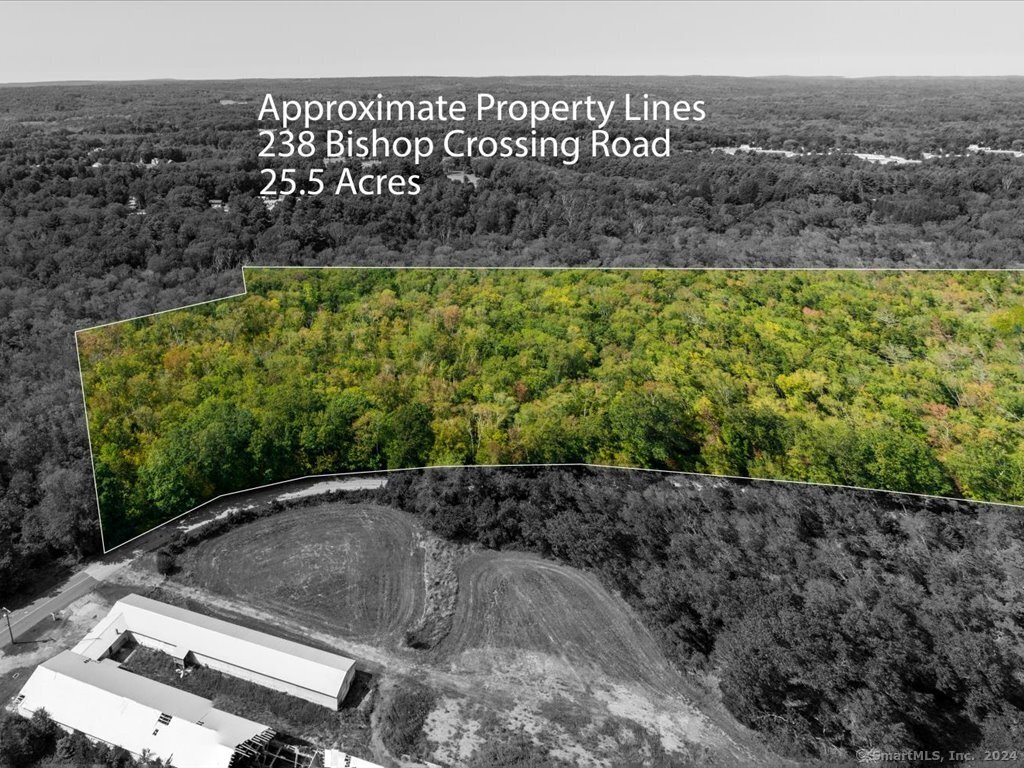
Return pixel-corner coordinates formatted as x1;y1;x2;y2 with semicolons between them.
1;0;1022;83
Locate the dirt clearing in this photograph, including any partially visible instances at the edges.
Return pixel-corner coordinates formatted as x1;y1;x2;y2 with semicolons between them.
159;502;778;766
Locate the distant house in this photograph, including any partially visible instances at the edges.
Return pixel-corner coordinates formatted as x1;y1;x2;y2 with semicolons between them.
209;198;230;212
968;144;1024;158
446;171;480;188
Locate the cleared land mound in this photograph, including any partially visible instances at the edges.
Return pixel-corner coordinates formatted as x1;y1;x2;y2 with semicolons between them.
434;551;686;697
180;504;425;641
175;501;762;763
181;503;685;691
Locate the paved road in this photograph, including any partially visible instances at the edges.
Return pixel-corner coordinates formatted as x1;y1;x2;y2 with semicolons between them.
1;572;99;650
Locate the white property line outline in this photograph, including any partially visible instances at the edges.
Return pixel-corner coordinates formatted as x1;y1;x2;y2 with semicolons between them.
96;463;1024;556
74;331;109;554
77;264;1024;334
74;265;1024;554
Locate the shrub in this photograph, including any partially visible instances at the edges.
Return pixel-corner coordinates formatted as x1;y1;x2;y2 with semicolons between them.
155;548;176;575
378;681;436;757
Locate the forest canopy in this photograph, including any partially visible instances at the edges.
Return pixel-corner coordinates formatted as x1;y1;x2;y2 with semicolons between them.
78;267;1024;547
4;75;1024;596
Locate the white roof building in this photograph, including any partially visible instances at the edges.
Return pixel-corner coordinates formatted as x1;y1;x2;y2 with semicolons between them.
14;651;273;768
323;748;385;768
72;603;129;660
11;595;374;767
75;594;357;709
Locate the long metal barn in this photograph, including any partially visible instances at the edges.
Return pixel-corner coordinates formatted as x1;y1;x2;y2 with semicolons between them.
14;650;275;768
10;593;362;767
74;593;357;708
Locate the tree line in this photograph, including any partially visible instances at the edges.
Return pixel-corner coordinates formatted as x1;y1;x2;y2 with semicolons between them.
78;268;1024;547
376;466;1024;761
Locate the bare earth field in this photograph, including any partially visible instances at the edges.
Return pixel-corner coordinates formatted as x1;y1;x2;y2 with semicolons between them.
160;502;783;767
180;505;426;642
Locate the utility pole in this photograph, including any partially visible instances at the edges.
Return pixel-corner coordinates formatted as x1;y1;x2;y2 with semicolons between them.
1;607;14;644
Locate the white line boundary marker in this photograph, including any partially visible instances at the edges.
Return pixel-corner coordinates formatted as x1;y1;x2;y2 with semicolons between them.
74;265;1024;554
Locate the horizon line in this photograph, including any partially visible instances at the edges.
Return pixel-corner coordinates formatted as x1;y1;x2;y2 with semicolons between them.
6;73;1024;87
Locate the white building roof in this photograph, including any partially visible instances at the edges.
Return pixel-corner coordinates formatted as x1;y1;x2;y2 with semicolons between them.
72;605;128;660
15;651;269;768
324;749;386;768
115;594;355;700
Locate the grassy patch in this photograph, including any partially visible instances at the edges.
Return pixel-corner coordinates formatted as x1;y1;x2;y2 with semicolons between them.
535;694;593;735
121;646;372;751
465;727;575;768
379;680;437;758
